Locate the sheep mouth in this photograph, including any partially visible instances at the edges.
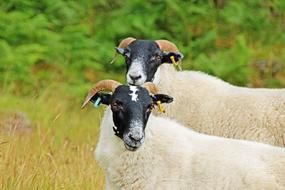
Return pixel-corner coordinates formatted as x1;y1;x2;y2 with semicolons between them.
124;142;141;151
128;81;145;86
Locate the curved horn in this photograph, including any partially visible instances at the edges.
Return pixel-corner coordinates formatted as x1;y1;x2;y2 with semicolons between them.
81;80;121;109
155;40;179;52
143;82;159;95
117;37;136;48
110;37;136;64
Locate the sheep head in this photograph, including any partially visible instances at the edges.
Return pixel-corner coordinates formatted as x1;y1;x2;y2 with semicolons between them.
112;37;183;85
82;80;173;151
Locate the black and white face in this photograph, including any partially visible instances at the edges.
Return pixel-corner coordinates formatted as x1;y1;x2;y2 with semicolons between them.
116;40;183;85
92;85;173;151
111;86;153;151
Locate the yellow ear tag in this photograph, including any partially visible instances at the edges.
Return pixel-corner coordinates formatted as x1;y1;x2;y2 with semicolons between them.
170;55;178;66
156;101;165;113
170;55;182;71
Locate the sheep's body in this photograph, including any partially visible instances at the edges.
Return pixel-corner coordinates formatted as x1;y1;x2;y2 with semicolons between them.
154;64;285;146
96;108;285;190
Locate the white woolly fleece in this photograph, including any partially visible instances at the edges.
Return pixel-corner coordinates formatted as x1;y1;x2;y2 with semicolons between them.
154;64;285;147
96;108;285;189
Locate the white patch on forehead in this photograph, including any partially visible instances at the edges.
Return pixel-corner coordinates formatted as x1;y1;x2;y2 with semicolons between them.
129;86;139;102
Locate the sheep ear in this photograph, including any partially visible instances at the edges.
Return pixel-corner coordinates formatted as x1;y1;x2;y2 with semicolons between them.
115;47;125;55
90;92;112;106
161;52;183;64
115;47;131;58
152;94;173;104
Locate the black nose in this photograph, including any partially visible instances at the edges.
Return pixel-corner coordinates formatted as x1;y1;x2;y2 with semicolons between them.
129;133;143;142
129;74;142;81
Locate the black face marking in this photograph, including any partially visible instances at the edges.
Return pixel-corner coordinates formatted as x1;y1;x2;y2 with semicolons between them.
116;40;183;85
88;84;173;151
110;86;153;150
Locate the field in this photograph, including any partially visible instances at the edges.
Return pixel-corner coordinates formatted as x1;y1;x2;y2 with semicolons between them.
1;0;285;189
0;87;105;189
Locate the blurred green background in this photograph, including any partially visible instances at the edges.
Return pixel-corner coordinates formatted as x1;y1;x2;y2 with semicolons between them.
1;0;285;189
1;0;285;98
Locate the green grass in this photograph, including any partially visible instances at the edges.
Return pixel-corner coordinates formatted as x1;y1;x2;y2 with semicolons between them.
0;87;105;189
1;1;285;188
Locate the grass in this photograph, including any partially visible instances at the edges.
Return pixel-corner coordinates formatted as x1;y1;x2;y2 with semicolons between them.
0;85;105;189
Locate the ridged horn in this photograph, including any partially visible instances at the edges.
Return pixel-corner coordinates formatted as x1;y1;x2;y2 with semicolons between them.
155;39;179;52
81;80;121;109
110;37;136;64
143;82;159;95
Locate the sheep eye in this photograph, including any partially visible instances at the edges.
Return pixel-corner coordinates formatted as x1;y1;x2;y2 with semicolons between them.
111;101;123;111
150;54;161;61
124;54;129;59
156;55;161;61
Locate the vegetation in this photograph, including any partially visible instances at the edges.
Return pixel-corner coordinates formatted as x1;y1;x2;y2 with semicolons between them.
0;0;284;189
1;0;285;95
0;87;105;189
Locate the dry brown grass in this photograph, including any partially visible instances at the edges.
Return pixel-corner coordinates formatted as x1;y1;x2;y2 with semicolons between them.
0;89;105;189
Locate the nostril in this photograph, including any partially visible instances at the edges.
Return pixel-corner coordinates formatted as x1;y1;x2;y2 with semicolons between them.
129;74;142;81
129;133;143;142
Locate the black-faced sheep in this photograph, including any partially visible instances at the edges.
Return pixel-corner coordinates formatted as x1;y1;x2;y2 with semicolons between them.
113;37;285;147
82;80;285;189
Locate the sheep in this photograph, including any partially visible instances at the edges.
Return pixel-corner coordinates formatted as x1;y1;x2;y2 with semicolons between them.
82;80;285;190
113;37;285;147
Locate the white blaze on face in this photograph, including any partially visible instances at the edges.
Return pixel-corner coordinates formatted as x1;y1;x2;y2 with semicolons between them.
129;86;139;102
127;58;147;85
128;120;144;140
123;119;144;147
